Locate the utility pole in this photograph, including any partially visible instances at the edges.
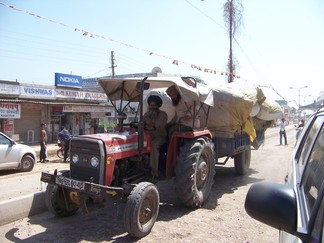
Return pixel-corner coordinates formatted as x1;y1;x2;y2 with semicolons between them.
223;0;243;83
110;51;117;78
290;85;308;108
228;1;233;83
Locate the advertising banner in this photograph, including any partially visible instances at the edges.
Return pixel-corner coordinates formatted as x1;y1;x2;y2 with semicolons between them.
82;78;101;90
63;105;112;113
0;103;21;118
55;73;82;88
0;83;20;95
20;84;55;99
56;88;107;102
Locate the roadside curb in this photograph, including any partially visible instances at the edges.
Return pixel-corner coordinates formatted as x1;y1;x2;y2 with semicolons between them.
0;191;46;226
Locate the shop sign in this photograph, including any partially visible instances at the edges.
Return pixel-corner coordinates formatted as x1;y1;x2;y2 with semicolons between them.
55;73;82;88
22;103;43;110
0;103;21;118
0;83;20;95
82;78;102;91
51;112;63;116
52;106;63;112
63;105;112;113
56;88;107;102
20;85;55;99
91;112;106;118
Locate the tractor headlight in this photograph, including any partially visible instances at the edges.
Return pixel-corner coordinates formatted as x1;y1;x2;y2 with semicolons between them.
90;156;99;168
71;154;79;164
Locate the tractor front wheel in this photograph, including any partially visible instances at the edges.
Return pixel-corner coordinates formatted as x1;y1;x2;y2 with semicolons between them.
124;182;160;238
45;170;79;217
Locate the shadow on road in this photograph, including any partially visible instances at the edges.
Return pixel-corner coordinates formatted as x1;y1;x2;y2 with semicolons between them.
204;165;263;210
2;163;263;242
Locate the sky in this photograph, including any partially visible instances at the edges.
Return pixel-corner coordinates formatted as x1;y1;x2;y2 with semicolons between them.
0;0;323;108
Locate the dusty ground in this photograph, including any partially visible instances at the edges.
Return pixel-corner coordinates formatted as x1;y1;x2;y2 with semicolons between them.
0;157;69;201
0;126;296;243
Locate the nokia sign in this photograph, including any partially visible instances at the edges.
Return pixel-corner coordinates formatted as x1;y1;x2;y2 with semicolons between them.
55;73;82;88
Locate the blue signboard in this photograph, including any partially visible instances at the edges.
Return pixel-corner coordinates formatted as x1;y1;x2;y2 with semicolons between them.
55;73;82;88
82;78;100;89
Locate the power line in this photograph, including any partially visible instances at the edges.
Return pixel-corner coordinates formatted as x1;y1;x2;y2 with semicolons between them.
0;2;238;79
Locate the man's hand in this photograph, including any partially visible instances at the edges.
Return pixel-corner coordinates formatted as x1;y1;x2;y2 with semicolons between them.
145;122;155;131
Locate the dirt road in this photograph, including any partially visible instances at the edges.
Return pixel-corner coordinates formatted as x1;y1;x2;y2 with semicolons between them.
0;157;69;201
0;126;296;243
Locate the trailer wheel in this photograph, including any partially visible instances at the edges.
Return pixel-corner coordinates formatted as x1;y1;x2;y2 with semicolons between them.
45;170;79;217
234;148;251;175
124;182;159;238
175;137;215;207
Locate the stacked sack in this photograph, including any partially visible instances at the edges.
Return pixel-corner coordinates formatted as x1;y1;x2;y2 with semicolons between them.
224;80;283;148
144;81;283;149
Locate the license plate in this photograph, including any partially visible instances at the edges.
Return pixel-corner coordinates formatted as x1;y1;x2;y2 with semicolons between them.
56;176;85;190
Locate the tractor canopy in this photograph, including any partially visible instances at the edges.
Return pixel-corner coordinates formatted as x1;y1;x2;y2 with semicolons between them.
98;76;214;106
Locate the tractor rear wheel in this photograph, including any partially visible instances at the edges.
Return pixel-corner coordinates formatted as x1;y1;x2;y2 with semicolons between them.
124;182;159;238
45;170;79;217
175;137;215;207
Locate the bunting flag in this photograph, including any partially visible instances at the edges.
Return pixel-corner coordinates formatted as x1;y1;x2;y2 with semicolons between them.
0;2;240;80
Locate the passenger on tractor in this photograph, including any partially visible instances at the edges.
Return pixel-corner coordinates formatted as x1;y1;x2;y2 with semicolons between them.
166;85;200;138
143;95;168;178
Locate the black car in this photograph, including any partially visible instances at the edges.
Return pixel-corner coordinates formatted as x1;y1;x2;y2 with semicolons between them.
245;107;324;242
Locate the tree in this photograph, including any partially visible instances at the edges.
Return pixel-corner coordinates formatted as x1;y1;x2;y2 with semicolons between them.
223;0;243;83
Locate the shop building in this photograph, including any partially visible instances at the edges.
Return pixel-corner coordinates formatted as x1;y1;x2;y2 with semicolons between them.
0;69;167;144
0;78;114;144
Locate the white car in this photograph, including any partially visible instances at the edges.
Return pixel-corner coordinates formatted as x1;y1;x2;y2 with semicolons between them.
0;132;36;172
245;107;324;242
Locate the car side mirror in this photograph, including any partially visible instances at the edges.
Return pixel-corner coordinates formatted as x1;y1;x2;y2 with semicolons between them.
245;182;307;241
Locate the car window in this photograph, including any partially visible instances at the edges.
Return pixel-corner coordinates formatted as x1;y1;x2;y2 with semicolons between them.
0;135;10;145
300;117;324;215
309;195;323;243
297;116;323;177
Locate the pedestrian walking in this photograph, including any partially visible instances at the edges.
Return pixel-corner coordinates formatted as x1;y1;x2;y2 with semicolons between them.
39;123;49;162
279;118;288;145
296;119;305;139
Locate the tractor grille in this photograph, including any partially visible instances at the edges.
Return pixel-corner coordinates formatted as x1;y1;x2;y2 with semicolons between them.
70;138;106;185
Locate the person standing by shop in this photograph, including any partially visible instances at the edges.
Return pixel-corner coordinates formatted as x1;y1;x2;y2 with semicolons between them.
58;126;72;162
39;123;49;162
92;120;98;134
279;118;288;145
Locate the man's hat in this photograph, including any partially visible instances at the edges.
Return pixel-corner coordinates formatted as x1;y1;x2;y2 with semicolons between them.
166;85;178;96
147;95;163;107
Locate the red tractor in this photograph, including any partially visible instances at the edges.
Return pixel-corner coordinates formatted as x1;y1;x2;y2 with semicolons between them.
41;76;254;238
